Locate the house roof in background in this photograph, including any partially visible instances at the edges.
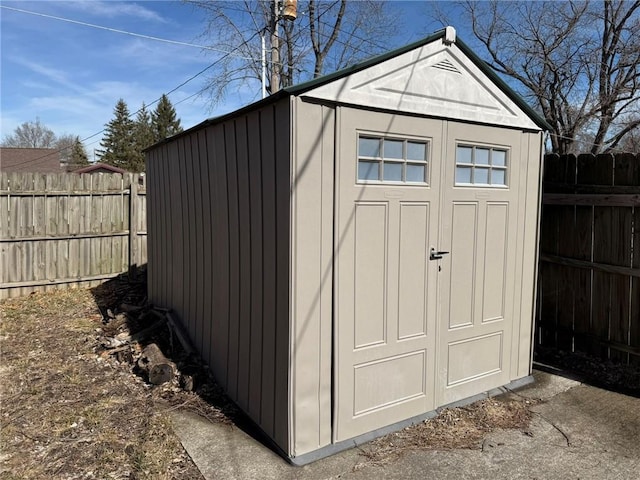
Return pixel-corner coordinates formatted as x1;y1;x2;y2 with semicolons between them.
0;147;61;173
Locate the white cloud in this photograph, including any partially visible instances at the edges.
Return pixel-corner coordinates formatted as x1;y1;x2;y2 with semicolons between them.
9;57;85;94
61;0;167;23
101;37;212;70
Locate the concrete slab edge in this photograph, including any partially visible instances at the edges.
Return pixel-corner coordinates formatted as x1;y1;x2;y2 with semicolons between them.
288;375;535;466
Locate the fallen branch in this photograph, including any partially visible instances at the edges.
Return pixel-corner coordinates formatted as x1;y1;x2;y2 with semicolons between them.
115;316;166;344
137;343;176;385
164;311;195;356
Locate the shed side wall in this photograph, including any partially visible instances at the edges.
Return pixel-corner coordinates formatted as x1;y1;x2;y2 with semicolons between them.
513;131;543;378
290;99;335;456
146;99;291;454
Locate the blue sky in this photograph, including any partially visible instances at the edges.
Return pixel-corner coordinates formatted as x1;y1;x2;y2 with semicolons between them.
0;1;459;158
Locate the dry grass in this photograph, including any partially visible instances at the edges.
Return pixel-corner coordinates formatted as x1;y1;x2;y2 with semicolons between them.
357;395;537;467
1;279;541;478
0;288;203;480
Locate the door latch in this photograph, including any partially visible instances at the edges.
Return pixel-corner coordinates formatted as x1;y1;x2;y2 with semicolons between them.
430;247;450;261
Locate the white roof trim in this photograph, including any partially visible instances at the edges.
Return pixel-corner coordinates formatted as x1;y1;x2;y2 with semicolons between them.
301;42;540;131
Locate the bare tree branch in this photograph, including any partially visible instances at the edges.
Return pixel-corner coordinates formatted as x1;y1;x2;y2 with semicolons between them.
186;0;397;106
443;0;640;154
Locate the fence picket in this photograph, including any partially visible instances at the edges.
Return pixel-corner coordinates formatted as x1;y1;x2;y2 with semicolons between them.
537;152;640;365
0;172;147;299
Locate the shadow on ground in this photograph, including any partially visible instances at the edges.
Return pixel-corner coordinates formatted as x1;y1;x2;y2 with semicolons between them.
534;346;640;398
89;269;278;455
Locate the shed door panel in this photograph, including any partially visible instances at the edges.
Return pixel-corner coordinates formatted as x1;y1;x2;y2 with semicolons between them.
334;108;442;441
436;122;521;405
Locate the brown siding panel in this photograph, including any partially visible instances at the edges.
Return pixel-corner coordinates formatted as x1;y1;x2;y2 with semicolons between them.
190;134;204;353
146;99;292;453
260;106;278;437
224;123;240;400
247;110;264;421
199;130;213;364
211;124;230;389
235;117;252;411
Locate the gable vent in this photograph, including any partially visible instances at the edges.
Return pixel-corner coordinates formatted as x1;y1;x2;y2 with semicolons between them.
432;59;460;74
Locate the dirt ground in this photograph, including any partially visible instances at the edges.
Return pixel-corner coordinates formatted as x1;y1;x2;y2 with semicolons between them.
0;273;233;480
1;274;541;479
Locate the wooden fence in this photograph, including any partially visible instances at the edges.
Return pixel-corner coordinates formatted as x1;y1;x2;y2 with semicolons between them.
536;152;640;365
0;172;146;299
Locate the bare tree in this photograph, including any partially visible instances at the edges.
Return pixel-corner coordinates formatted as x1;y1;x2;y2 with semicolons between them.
435;1;640;154
55;133;77;167
2;118;57;148
186;0;396;106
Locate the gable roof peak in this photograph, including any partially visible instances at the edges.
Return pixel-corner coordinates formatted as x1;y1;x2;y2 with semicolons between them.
444;26;456;45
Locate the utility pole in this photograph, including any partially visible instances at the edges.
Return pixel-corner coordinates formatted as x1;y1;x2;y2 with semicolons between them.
261;33;267;99
270;0;280;93
264;0;296;96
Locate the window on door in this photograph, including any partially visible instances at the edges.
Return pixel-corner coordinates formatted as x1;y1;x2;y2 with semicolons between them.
455;144;508;186
357;135;429;184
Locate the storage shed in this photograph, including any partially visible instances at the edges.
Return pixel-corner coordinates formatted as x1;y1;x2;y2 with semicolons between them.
146;27;548;464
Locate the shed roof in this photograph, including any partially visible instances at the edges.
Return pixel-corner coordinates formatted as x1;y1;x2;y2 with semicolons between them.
148;28;549;151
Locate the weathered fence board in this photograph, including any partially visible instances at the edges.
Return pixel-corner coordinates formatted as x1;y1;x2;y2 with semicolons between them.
536;153;640;365
0;172;147;299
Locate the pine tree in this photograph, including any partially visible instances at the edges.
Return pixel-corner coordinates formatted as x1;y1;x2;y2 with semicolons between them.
151;94;182;143
135;103;154;151
97;99;137;171
68;136;90;170
130;102;155;171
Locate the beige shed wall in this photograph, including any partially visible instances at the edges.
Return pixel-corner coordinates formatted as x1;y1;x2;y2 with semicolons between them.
286;102;542;456
147;95;543;461
146;98;292;453
513;131;543;379
289;99;335;456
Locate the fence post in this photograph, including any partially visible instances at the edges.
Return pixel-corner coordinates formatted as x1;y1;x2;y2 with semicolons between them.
129;173;139;280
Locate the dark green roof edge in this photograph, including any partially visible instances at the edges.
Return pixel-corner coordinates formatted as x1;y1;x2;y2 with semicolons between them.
284;29;550;131
146;28;550;152
283;29;448;95
454;38;551;131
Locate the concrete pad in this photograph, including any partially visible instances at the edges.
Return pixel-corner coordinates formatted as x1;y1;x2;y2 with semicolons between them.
169;410;363;480
515;368;582;400
171;371;640;480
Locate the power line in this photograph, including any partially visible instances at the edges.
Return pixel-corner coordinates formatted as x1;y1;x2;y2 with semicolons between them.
4;9;393;168
5;30;264;169
0;5;256;60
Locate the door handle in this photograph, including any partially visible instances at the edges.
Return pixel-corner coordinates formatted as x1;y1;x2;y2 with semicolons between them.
430;247;449;261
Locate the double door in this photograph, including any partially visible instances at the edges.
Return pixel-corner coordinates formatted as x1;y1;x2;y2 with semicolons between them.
334;108;520;441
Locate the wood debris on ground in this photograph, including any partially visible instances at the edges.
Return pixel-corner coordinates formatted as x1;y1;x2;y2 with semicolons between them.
0;270;234;480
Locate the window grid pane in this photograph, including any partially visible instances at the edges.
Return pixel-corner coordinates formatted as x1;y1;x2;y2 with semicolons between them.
455;144;508;186
407;142;427;161
383;140;404;159
358;160;380;181
406;164;426;182
358;135;429;184
359;137;381;158
383;163;403;181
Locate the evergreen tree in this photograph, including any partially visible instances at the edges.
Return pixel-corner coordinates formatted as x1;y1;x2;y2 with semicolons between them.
68;136;90;170
151;94;182;142
135;102;154;151
97;99;138;171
